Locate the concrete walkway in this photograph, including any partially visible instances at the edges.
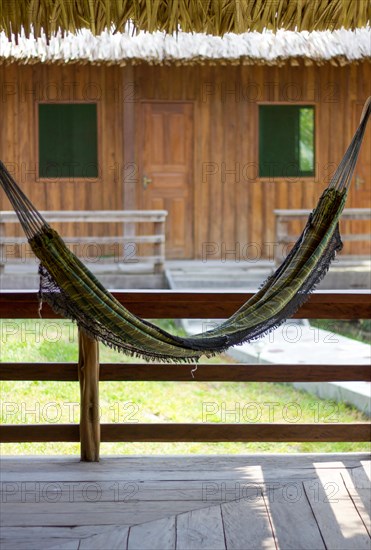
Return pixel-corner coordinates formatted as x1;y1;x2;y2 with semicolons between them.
184;318;371;416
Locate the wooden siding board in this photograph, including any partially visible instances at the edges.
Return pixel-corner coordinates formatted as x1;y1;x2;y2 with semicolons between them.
235;66;248;250
124;65;136;211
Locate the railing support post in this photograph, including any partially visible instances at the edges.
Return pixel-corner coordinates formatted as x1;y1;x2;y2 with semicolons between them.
154;217;165;273
78;328;100;462
275;215;288;265
0;220;4;273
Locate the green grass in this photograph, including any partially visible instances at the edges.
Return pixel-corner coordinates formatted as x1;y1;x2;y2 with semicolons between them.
1;319;369;455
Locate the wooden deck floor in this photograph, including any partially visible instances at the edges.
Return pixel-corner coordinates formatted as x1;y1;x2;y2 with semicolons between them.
1;453;370;550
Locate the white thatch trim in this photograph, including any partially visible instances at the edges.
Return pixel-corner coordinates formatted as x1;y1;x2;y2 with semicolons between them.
0;27;370;66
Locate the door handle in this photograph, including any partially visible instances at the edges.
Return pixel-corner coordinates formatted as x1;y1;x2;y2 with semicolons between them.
143;175;152;189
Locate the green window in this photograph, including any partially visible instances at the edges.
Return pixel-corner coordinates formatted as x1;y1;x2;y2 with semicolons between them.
39;103;98;178
259;105;315;178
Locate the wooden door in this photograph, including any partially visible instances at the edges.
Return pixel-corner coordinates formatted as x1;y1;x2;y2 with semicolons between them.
139;102;194;258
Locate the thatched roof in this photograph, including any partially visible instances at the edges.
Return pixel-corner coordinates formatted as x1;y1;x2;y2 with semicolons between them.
1;0;370;39
1;27;370;66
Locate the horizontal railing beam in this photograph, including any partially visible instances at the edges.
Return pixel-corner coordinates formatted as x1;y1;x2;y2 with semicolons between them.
0;210;168;223
278;234;371;243
274;208;370;219
1;235;165;245
1;290;370;319
1;423;369;443
0;425;79;442
1;362;370;382
4;255;165;265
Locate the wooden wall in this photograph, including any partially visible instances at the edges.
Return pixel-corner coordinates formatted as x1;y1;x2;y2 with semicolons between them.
0;64;127;247
0;61;370;258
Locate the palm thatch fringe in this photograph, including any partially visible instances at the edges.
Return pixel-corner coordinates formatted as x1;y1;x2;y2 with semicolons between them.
1;0;370;39
0;27;370;66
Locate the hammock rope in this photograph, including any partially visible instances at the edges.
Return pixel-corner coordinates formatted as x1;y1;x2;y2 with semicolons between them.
0;97;370;362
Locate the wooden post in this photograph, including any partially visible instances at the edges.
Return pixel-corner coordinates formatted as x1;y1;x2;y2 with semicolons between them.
154;217;166;273
0;220;4;273
275;214;286;265
78;328;100;462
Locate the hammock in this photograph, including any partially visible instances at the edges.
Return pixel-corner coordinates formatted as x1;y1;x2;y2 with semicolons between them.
0;98;370;362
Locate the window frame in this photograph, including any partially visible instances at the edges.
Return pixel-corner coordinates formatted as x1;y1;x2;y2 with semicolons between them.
36;101;101;182
257;102;317;182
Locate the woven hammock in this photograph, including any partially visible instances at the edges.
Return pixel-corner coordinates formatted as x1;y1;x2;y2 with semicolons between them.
0;98;370;362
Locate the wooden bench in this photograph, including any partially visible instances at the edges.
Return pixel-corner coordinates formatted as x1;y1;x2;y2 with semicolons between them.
0;210;167;273
274;208;370;263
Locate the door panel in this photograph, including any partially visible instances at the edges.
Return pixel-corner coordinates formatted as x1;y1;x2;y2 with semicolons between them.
139;102;194;258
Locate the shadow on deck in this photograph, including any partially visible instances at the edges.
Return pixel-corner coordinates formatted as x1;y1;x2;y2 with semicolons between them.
1;453;370;549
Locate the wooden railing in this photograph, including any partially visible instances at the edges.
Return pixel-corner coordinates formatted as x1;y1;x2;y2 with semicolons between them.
274;208;371;263
0;210;167;273
0;290;370;461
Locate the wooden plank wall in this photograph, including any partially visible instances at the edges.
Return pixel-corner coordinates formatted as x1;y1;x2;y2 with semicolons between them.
134;62;370;259
0;64;125;244
0;62;370;258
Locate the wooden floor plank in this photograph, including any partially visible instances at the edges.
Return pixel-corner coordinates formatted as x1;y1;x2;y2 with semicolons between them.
0;480;269;500
303;469;371;550
2;455;368;483
176;505;226;550
128;516;175;550
0;525;115;550
47;542;79;550
221;497;276;549
0;500;215;528
0;540;79;550
353;488;371;521
0;455;369;550
3;478;353;504
341;469;371;536
78;526;129;549
0;480;231;503
0;542;78;550
264;482;325;549
0;467;325;483
350;461;371;488
1;454;368;474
